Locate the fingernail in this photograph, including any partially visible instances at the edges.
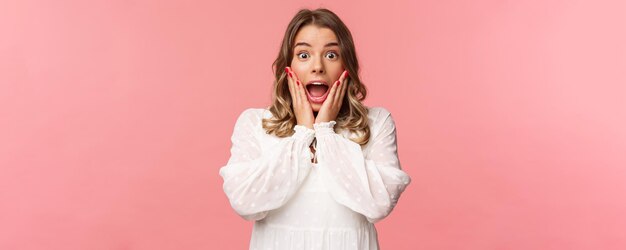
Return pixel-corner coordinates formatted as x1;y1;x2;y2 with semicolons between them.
297;80;300;86
336;80;340;87
284;67;289;73
288;72;292;77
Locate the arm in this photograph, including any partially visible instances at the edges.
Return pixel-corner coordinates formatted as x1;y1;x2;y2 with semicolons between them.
314;109;411;223
219;108;315;221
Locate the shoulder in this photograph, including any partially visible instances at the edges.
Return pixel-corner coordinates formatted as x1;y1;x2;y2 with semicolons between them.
234;107;270;128
367;106;392;119
237;107;270;119
364;106;397;144
366;106;395;127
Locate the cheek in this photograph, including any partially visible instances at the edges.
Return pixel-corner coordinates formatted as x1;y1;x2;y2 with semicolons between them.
332;66;345;78
291;60;304;72
340;65;346;73
290;64;306;77
290;58;303;69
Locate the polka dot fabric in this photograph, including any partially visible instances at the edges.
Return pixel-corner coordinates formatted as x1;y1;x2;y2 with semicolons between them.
219;107;411;250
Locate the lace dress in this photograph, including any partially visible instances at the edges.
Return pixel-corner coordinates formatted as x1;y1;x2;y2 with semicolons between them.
219;106;411;250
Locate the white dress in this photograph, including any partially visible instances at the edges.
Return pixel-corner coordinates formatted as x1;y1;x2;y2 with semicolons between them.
219;106;411;250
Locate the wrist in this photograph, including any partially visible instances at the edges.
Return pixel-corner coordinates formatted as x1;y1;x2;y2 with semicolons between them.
313;120;337;137
297;122;313;130
293;124;316;144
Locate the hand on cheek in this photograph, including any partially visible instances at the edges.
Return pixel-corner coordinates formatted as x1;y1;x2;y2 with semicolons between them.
285;67;315;129
315;70;348;124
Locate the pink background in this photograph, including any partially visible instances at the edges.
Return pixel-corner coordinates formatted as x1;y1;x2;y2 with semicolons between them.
1;0;625;249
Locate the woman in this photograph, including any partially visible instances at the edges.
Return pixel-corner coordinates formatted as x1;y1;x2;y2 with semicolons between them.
219;8;411;250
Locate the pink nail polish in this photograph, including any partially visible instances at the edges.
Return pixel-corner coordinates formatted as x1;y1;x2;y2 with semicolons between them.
285;67;289;74
336;80;340;87
288;72;292;77
297;80;300;86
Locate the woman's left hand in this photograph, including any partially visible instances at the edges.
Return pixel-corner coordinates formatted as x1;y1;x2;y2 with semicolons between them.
315;70;349;124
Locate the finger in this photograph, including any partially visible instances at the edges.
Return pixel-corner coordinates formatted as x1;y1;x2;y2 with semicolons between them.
333;70;347;107
289;67;303;106
297;78;309;108
290;68;301;82
285;67;298;107
325;79;339;109
287;67;308;107
339;71;348;108
289;69;305;102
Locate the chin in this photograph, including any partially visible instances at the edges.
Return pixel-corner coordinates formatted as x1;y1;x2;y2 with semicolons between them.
311;104;321;112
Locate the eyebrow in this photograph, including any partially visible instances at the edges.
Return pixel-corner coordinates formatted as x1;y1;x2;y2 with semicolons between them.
293;42;339;48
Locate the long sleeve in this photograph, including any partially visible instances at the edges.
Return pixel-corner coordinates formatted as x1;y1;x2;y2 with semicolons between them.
314;109;411;224
218;108;316;221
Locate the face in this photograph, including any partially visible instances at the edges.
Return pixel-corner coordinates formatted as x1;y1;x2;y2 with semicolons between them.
291;24;345;112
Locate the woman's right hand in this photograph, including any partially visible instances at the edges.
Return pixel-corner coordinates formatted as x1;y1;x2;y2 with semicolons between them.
285;67;315;130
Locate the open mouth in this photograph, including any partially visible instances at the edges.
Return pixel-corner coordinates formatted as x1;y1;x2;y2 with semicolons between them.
305;84;330;103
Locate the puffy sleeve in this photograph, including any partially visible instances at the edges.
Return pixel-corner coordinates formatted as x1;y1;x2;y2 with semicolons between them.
218;108;316;221
314;109;411;223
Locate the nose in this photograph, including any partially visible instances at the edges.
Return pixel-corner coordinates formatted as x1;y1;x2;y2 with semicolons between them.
311;56;325;74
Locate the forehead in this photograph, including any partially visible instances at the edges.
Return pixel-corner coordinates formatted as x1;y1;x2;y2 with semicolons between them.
293;25;338;47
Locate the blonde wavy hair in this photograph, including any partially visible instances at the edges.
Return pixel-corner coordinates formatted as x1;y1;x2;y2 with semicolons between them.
261;8;371;146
